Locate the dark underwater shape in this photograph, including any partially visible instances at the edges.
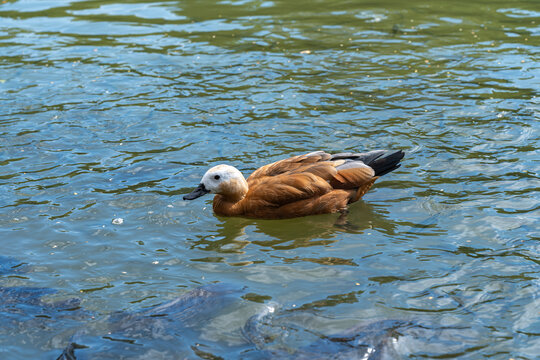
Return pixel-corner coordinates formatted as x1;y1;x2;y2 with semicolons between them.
57;283;245;359
0;285;88;359
0;255;28;275
0;256;413;359
241;304;409;360
58;288;413;359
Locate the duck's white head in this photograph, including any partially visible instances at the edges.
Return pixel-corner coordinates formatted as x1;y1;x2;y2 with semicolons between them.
183;164;248;202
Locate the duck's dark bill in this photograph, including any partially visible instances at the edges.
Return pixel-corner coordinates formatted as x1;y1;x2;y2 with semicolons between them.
183;184;210;200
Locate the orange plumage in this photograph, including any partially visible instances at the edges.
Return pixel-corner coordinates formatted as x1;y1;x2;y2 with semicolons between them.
183;150;404;219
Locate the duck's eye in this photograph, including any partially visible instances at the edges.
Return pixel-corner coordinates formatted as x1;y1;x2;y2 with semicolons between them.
214;175;220;180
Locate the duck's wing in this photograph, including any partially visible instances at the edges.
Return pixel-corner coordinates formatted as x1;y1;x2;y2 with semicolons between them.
327;149;404;188
248;151;383;186
329;161;376;189
244;150;403;208
331;150;404;177
245;153;371;206
247;151;333;181
246;172;333;208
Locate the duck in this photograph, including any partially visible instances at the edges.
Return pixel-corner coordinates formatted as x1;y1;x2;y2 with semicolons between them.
183;150;404;219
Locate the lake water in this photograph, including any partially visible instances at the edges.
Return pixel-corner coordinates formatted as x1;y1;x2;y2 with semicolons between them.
0;0;538;358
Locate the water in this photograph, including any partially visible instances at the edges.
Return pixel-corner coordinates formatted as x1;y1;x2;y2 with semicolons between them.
0;0;538;358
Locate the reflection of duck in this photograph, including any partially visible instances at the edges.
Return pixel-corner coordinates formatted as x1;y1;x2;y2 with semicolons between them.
184;150;404;219
192;200;397;253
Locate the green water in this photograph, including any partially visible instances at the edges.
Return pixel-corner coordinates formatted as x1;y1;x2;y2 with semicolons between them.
0;0;538;358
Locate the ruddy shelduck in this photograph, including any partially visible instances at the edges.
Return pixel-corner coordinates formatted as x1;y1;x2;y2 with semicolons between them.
184;150;404;219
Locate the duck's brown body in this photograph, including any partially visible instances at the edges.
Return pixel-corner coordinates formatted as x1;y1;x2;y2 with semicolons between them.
184;150;404;220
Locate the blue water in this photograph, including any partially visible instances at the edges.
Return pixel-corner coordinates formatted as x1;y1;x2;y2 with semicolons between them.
0;0;539;358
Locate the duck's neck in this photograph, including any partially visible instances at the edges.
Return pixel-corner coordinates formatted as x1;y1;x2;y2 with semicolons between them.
213;192;246;217
217;178;248;203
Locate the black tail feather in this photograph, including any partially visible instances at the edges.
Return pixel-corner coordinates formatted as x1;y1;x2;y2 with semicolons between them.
366;150;405;177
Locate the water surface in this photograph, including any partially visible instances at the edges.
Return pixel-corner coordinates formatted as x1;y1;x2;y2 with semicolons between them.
0;0;539;358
